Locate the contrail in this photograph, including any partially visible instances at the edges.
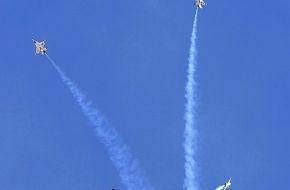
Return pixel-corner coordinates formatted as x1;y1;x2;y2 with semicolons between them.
45;54;153;190
184;9;199;190
215;186;225;190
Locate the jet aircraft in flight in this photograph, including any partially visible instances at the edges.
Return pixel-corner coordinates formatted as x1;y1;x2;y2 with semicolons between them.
195;0;206;8
32;39;47;55
221;178;232;190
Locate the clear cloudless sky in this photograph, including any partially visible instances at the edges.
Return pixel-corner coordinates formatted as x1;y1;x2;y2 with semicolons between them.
0;0;290;189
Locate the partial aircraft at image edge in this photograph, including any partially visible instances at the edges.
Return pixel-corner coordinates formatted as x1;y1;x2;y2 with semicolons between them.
221;178;232;190
32;39;47;55
195;0;206;8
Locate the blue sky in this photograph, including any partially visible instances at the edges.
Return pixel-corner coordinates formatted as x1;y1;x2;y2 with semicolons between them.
0;0;290;189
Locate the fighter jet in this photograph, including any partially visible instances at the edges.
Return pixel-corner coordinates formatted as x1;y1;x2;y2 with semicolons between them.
195;0;206;8
221;178;232;190
32;39;47;55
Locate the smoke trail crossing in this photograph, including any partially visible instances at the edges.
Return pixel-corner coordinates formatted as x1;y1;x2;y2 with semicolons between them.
184;9;199;190
46;54;153;190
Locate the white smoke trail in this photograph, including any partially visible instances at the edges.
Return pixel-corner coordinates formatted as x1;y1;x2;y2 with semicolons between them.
45;54;153;190
215;186;225;190
184;9;199;190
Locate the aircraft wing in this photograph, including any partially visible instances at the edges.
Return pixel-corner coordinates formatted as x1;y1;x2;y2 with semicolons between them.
36;47;40;54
